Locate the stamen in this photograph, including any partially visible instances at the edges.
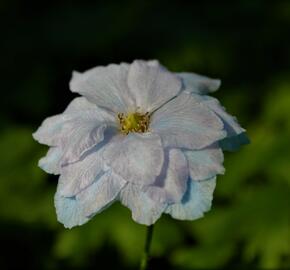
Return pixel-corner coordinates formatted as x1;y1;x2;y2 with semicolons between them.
117;112;150;134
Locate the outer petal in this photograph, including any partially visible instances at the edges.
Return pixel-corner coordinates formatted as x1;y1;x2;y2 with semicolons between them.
143;149;188;204
192;94;245;137
190;94;249;151
70;63;134;113
219;132;250;152
58;150;105;197
102;133;164;186
165;177;216;220
128;60;182;113
151;92;226;149
33;97;114;146
33;97;116;165
184;144;224;181
55;170;126;229
38;147;62;175
119;183;166;225
177;72;221;95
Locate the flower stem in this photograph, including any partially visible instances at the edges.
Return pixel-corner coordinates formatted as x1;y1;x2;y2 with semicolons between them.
139;225;154;270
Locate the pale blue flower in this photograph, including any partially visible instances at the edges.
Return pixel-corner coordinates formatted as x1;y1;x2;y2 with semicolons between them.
33;60;248;228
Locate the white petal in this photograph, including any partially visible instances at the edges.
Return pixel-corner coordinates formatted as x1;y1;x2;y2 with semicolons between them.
32;97;115;147
76;171;127;217
70;63;134;113
151;92;226;149
55;170;126;229
128;60;182;113
102;133;164;185
192;94;245;137
184;144;224;181
165;177;216;220
58;149;104;197
177;72;221;95
119;183;166;225
144;149;188;204
60;122;107;165
38;147;62;175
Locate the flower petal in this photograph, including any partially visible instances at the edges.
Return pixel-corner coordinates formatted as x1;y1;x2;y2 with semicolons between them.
70;63;134;113
58;150;104;197
165;177;216;220
219;132;250;152
102;133;164;185
144;149;188;204
151;92;226;149
128;60;182;113
33;97;117;165
119;183;166;225
55;170;126;228
184;144;224;181
76;171;127;218
32;97;115;147
192;94;245;137
38;147;62;175
177;72;221;95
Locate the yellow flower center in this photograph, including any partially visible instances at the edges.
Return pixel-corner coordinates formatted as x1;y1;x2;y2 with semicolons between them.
118;112;150;134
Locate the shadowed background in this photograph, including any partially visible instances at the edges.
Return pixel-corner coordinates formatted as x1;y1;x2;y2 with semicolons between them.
0;0;289;269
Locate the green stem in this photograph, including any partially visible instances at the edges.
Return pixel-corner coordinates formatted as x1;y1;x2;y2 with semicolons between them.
139;225;154;270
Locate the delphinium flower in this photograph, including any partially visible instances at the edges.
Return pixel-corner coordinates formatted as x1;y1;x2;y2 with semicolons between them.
33;60;248;229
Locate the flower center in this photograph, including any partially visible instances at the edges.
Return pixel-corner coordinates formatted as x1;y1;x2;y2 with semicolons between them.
117;112;150;134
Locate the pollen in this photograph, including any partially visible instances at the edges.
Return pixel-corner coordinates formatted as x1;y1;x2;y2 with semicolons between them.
117;112;150;135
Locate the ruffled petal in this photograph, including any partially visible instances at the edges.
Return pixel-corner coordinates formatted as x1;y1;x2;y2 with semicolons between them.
119;183;166;225
184;144;224;181
143;149;188;204
55;170;126;228
177;72;221;95
57;150;104;197
192;94;245;137
151;92;226;149
102;133;164;185
70;63;134;113
33;97;117;165
165;177;216;220
219;132;250;152
128;60;182;113
38;147;62;175
32;97;114;146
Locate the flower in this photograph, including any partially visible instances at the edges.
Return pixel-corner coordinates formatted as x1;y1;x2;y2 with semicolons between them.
33;60;248;228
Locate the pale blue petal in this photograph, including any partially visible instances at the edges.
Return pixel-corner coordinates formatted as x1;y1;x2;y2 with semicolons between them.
76;171;127;217
219;132;250;152
128;60;182;113
151;92;226;149
54;194;89;229
33;98;117;165
58;150;104;197
60;122;107;165
119;183;166;225
192;94;245;137
32;97;114;147
177;72;221;95
38;147;62;175
165;177;216;220
102;133;164;185
70;63;135;113
55;170;126;228
184;144;224;181
143;149;188;204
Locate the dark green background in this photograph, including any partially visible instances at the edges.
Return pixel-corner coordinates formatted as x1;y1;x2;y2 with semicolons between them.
0;0;289;269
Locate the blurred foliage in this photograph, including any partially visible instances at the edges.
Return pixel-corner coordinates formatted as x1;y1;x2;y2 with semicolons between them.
0;0;289;269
